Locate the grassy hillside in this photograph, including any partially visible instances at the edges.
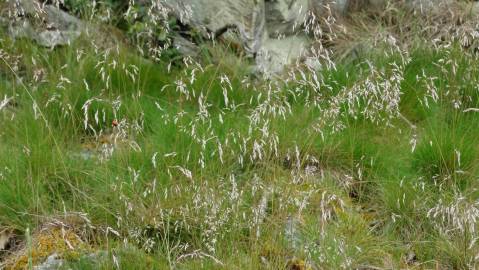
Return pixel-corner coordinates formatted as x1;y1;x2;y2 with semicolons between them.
1;1;479;269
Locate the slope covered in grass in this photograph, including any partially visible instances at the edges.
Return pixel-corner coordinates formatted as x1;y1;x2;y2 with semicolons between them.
1;2;479;269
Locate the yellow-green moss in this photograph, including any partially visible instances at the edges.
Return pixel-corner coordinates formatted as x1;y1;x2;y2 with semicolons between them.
6;228;90;270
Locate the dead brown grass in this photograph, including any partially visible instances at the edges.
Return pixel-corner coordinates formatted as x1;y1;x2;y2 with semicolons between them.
323;0;479;61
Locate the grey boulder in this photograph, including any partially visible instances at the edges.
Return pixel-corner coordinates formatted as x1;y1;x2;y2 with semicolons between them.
6;0;84;48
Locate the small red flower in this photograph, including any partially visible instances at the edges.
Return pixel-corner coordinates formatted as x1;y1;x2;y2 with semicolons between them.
112;119;118;127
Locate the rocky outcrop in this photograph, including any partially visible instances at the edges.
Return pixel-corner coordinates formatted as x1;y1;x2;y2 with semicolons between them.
4;0;84;48
0;0;380;74
3;0;468;75
163;0;324;76
162;0;394;75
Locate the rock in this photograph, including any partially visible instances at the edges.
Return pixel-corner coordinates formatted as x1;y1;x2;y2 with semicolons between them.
162;0;319;75
265;0;309;38
6;0;84;47
30;251;108;269
33;253;64;270
163;0;266;55
173;34;200;57
256;35;310;76
162;0;395;75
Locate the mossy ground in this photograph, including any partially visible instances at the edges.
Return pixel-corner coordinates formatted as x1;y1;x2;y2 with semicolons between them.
4;227;88;269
